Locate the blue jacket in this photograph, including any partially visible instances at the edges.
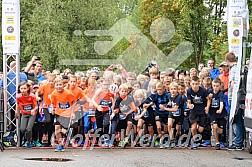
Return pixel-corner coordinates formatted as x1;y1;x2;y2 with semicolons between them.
210;67;220;79
0;72;28;105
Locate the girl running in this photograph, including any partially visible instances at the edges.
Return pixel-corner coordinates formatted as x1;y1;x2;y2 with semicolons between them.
16;82;38;149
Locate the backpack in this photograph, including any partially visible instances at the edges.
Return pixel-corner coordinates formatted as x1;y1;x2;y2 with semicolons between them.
2;131;17;147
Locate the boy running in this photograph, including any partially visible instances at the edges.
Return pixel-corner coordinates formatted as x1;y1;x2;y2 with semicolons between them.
51;77;76;152
209;78;227;150
187;76;210;149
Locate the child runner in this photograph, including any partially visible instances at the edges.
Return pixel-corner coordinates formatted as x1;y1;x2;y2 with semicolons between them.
82;80;97;147
160;82;184;148
92;79;115;147
187;76;210;149
178;82;190;146
133;89;154;146
16;82;38;149
145;82;170;149
208;78;227;150
112;84;137;147
36;73;56;146
67;75;85;147
201;77;213;147
51;77;76;152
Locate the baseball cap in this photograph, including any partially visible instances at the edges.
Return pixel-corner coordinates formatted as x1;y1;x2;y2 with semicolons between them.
219;61;228;67
33;85;39;89
92;67;100;73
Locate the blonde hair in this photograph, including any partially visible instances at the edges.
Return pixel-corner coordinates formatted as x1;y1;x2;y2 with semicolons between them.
156;82;164;89
170;82;179;89
133;89;147;99
148;79;158;90
70;75;77;80
119;83;128;91
203;77;212;86
54;76;63;83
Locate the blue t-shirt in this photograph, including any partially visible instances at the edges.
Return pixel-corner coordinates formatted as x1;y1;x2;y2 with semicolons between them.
152;91;170;115
146;91;156;116
187;87;208;114
168;93;183;117
0;72;28;105
209;90;227;118
37;73;46;83
182;95;190;117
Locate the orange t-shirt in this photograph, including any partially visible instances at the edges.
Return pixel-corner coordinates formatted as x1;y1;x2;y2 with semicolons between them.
16;93;38;115
69;86;84;101
37;83;55;106
95;90;114;112
219;71;229;95
82;88;96;112
69;86;84;111
51;89;75;118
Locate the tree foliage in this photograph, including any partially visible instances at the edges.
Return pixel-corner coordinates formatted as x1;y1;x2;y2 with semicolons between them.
1;0;252;72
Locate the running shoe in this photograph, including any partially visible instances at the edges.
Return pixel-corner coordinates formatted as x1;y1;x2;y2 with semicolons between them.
33;141;42;147
215;143;221;150
26;142;32;149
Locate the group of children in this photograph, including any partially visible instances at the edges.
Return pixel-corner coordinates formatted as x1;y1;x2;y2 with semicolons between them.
16;66;228;151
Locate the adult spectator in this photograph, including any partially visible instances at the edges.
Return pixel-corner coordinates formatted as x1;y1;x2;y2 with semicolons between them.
105;64;127;77
225;52;245;150
218;61;229;93
166;68;175;78
0;61;28;131
207;59;220;79
189;68;198;78
0;72;3;81
201;67;211;77
198;63;205;72
24;56;45;84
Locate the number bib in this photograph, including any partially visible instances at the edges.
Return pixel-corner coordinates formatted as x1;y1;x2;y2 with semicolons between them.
119;113;126;120
184;103;190;112
172;108;181;117
87;109;96;117
59;102;70;109
211;98;220;108
100;100;112;107
192;96;203;104
23;104;32;111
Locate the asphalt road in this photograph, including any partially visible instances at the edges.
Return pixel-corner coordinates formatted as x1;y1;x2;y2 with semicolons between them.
0;147;252;167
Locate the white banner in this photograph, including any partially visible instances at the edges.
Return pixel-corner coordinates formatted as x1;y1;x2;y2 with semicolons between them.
227;0;248;123
245;53;252;120
2;0;20;54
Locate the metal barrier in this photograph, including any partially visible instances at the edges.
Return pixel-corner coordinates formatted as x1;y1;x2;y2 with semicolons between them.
0;89;4;140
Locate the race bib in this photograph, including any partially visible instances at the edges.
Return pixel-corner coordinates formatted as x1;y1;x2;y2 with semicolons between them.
211;98;220;108
192;96;203;104
119;113;126;120
23;104;32;111
171;102;181;116
184;103;190;112
172;108;181;117
100;100;112;107
87;109;96;117
144;110;149;118
58;102;70;109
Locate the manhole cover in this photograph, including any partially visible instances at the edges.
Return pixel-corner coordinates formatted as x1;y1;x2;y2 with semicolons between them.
24;158;73;162
233;157;252;161
233;157;244;160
